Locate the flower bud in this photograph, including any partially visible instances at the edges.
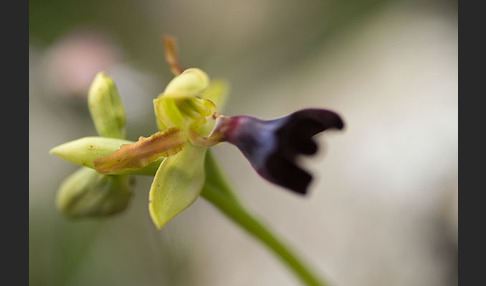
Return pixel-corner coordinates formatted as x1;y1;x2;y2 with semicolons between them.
88;72;126;139
56;167;132;217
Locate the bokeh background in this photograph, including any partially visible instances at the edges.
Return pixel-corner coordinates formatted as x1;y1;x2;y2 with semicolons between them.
29;0;458;285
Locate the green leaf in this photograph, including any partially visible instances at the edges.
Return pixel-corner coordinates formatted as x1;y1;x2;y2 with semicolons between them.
149;145;207;229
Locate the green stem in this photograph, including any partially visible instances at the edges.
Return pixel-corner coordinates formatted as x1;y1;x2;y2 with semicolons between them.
201;151;328;286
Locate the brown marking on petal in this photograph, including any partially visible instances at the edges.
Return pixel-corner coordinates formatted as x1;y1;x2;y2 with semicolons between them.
93;128;186;174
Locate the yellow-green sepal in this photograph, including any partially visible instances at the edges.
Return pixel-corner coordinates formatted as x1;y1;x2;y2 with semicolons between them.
88;72;126;139
50;137;132;168
49;137;163;176
148;145;207;229
56;167;132;218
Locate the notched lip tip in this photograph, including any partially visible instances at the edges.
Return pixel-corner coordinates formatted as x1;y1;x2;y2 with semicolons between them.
336;118;345;130
328;112;345;131
291;188;308;195
283;172;312;196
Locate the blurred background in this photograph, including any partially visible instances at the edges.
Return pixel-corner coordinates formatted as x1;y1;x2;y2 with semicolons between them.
29;0;457;285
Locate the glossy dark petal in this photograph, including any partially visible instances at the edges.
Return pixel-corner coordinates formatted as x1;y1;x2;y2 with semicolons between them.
260;154;312;194
288;108;344;135
274;109;344;158
221;108;344;195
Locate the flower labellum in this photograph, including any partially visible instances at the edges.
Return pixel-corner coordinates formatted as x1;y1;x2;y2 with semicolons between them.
217;109;344;195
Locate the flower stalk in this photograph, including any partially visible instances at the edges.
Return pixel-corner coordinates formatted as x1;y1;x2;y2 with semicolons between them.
202;151;328;286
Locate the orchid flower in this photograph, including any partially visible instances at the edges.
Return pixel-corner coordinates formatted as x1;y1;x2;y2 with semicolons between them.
50;36;345;286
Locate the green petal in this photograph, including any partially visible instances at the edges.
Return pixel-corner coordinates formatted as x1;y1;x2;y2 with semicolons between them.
56;167;132;218
154;96;217;136
149;145;207;229
153;97;183;130
153;68;213;131
88;72;126;139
